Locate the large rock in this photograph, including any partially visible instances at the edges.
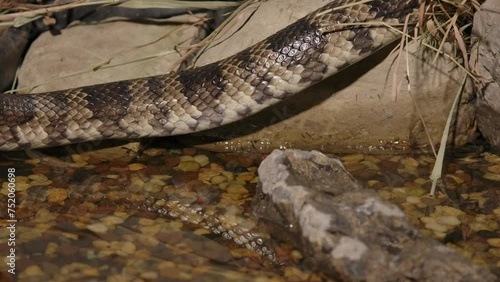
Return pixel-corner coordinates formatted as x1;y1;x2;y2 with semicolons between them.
254;149;496;281
189;0;477;154
470;0;500;150
17;14;204;93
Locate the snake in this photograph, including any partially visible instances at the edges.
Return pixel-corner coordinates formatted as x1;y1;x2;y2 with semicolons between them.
0;0;419;151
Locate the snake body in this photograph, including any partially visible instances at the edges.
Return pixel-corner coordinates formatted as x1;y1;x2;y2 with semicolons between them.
0;0;419;151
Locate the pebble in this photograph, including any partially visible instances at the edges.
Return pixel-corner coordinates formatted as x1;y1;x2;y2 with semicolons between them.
445;174;464;184
179;155;194;162
141;272;159;280
237;172;255;182
183;147;197;156
220;171;234;181
469;222;493;232
101;215;124;225
93;240;110;249
47;188;68;202
194;228;211;235
440;206;465;216
488;248;500;257
488;164;500;173
420;216;435;224
425;222;449;233
483;173;500;182
87;223;108;233
193;155;210;167
340;153;364;163
177;161;201;172
227;184;249;195
486;238;500;248
406;196;421;204
143;148;166;157
24;265;44;276
45;242;58;256
128;163;146;171
436;215;461;226
210;175;228;185
117;241;136;255
71;154;90;164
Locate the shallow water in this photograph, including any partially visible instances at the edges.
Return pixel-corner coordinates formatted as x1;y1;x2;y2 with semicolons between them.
0;143;498;281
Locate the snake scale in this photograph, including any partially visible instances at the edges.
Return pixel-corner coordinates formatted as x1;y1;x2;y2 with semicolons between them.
0;0;419;151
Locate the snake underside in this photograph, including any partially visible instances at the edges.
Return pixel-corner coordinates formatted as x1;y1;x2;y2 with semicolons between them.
0;0;419;151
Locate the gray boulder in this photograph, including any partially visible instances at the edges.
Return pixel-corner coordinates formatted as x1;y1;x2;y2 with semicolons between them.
254;149;496;281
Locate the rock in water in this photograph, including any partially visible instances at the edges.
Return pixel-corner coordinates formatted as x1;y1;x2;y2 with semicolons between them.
254;149;496;281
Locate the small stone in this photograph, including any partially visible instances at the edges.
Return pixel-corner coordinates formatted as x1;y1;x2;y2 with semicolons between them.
28;174;49;182
193;155;210;167
45;242;58;256
236;172;255;182
420;216;436;224
141;272;159;280
445;174;465;184
340;153;364;163
47;187;68;202
488;164;500;174
71;154;89;164
128;163;146;171
177;161;201;172
87;223;108;233
220;171;234;181
183;147;197;156
436;215;461;226
24;265;44;276
358;160;379;170
227;184;249;195
441;206;465;216
469;222;493;232
101;215;124;225
402;157;419;168
179;155;194;162
169;221;183;230
82;267;99;276
93;240;110;249
143;148;166;157
486;238;500;248
483;173;500;182
210;175;228;185
406;196;421;204
432;231;447;239
425;222;449;233
25;159;41;165
291;250;303;260
194;228;210;235
488;248;500;257
120;241;136;255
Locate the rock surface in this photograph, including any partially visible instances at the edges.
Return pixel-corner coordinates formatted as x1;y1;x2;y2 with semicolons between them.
17;14;204;93
254;149;496;281
470;0;500;150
